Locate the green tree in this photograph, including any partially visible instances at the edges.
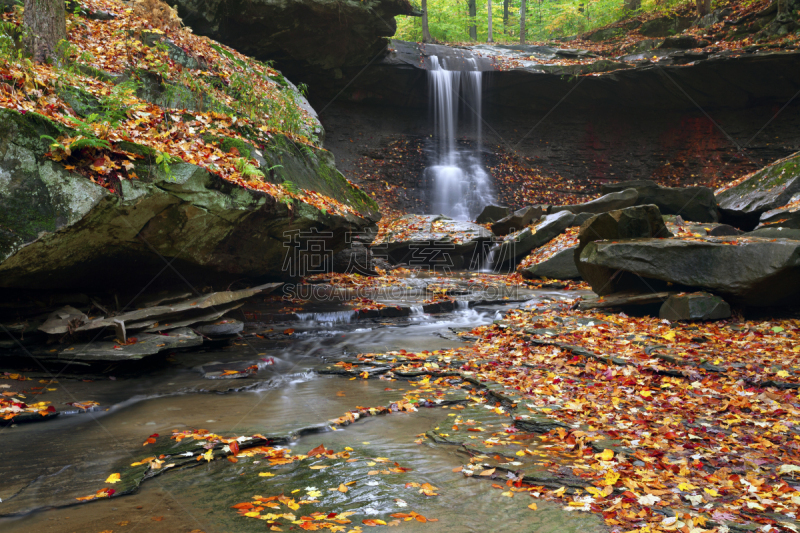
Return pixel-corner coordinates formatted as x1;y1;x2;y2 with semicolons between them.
23;0;66;63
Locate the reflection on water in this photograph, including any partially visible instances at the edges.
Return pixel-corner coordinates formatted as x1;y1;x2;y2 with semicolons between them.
0;291;606;532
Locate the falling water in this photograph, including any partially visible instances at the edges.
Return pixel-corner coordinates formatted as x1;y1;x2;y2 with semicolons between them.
426;56;494;221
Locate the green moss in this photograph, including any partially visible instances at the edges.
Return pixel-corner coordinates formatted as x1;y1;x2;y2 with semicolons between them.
202;134;253;159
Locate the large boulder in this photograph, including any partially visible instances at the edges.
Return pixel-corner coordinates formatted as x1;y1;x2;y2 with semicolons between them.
575;205;673;294
602;180;719;223
491;206;543;236
172;0;415;75
579;237;800;306
475;205;512;224
372;214;492;269
716;152;800;228
0;109;376;289
551;188;638;216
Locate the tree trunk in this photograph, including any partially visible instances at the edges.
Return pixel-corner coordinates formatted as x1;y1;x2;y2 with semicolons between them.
695;0;711;16
487;0;493;42
503;0;509;34
468;0;477;40
421;0;433;42
520;0;526;44
776;0;789;19
23;0;67;63
624;0;641;11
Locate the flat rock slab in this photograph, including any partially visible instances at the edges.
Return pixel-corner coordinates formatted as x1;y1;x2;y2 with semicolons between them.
374;214;492;268
551;188;638;216
59;327;202;361
578;291;676;310
491;206;542;236
195;318;244;337
580;236;800;306
659;292;731;321
74;284;280;334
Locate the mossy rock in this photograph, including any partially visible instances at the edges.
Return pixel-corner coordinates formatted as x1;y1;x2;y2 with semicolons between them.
0;108;375;289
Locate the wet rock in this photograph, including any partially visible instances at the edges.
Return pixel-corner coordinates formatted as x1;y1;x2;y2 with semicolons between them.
495;211;575;264
551;188;639;216
60;327;202;361
579;237;800;306
602;180;720;223
76;285;280;334
422;301;455;313
195;318;244;337
756;202;800;229
659;292;731;321
575;205;673;295
520;246;581;280
332;244;377;275
374;214;492;269
716;152;800;228
577;291;676;311
380;306;410;318
475;204;512;224
491;206;543;236
748;226;800;239
706;224;743;236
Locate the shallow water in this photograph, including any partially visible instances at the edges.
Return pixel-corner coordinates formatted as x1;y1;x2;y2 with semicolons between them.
0;293;606;532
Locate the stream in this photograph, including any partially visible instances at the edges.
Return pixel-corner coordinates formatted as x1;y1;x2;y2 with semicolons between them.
0;280;605;533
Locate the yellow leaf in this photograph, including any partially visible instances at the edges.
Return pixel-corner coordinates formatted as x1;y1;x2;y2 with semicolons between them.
678;482;697;491
338;483;348;493
704;487;718;497
528;503;538;510
598;449;614;461
776;370;790;378
604;470;620;486
105;473;121;484
662;331;676;341
501;491;514;498
259;472;275;477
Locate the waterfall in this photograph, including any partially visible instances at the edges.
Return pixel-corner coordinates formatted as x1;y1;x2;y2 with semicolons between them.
426;56;494;221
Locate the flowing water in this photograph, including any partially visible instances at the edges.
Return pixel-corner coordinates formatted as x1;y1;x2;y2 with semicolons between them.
0;289;604;533
426;56;495;220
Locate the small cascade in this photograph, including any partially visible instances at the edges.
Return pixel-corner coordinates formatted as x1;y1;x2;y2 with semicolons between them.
409;305;429;321
426;56;494;221
296;310;357;324
455;300;470;311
